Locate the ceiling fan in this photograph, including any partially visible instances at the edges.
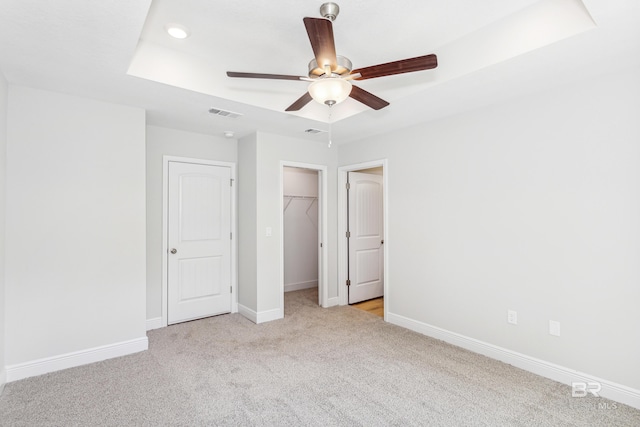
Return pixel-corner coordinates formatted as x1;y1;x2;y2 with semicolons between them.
226;2;438;112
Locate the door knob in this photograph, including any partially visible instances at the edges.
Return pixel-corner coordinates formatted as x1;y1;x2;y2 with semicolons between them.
170;248;177;254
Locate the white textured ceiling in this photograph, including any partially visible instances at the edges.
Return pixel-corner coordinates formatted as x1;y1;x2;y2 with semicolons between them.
0;0;639;145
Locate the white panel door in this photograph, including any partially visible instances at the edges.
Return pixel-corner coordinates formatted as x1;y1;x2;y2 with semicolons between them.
168;162;231;324
348;172;384;304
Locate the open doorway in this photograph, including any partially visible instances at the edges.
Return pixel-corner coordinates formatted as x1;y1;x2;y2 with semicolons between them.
283;167;319;295
338;160;388;320
280;162;328;313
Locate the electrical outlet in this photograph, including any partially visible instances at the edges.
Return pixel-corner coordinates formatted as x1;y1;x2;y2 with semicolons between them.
549;320;561;336
507;310;518;325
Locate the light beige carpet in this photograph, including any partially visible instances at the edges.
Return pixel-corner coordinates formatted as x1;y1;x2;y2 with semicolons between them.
0;288;638;426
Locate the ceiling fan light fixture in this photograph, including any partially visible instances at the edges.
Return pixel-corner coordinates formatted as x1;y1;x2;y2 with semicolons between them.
308;78;352;107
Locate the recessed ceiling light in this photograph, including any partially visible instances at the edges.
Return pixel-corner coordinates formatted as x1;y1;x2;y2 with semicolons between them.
165;23;190;39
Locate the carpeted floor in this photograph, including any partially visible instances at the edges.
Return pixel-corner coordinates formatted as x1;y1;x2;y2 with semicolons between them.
1;288;638;426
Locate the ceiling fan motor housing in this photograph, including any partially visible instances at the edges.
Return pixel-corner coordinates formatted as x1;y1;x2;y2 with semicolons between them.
308;55;352;77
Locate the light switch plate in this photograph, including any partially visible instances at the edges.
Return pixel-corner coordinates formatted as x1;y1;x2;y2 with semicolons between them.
549;320;561;336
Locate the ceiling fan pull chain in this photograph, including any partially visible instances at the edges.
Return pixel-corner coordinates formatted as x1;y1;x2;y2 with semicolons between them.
328;108;332;148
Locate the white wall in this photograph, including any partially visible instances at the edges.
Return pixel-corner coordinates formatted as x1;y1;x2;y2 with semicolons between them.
5;86;147;377
0;72;7;392
338;67;640;392
255;132;338;315
283;167;318;291
283;167;319;196
145;125;237;323
238;132;337;321
238;133;258;312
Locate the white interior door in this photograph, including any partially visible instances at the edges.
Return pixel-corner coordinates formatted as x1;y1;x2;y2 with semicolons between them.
348;171;384;304
168;161;231;324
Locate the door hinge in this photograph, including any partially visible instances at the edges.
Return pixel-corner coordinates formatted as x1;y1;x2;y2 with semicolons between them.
346;231;351;238
346;182;351;190
230;232;233;239
320;242;323;248
230;178;234;186
230;286;232;293
346;279;351;287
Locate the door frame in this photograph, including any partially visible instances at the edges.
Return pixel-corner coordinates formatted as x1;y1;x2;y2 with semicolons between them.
338;159;389;319
162;156;238;328
280;161;329;309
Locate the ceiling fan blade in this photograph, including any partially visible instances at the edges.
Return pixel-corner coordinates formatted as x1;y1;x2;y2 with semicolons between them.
349;85;390;110
303;17;337;72
285;92;313;111
227;71;304;81
351;54;438;80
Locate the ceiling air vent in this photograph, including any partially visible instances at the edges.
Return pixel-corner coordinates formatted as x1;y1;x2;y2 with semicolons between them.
304;128;327;134
208;108;243;119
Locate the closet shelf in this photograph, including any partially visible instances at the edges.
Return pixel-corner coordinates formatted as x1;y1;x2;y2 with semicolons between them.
283;195;317;199
283;195;318;214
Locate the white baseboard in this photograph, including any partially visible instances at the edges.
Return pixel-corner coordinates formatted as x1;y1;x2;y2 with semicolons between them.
323;296;339;308
0;368;6;395
238;304;283;324
256;308;283;323
387;312;640;410
238;304;257;323
6;337;148;383
284;281;318;293
146;317;163;331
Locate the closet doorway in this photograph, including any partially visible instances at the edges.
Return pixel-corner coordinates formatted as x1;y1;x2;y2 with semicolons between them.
280;162;328;310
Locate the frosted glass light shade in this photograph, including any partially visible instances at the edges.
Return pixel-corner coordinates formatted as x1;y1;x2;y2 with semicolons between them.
308;78;352;106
